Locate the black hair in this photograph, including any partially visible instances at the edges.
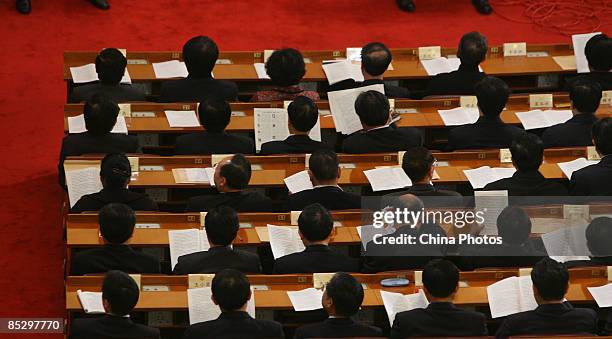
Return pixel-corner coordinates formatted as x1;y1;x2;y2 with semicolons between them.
354;90;390;127
592;118;612;155
288;96;319;132
423;259;459;298
99;203;136;244
183;36;219;77
361;42;392;76
510;133;543;172
585;34;612;72
326;272;363;316
298;203;333;242
83;93;120;136
265;48;306;87
458;32;488;67
205;206;239;246
198;97;231;133
309;149;339;181
102;270;139;316
586;217;612;256
95;48;127;85
497;206;531;245
219;154;251;190
212;269;251;311
570;76;602;114
100;153;132;189
474;76;510;117
531;258;569;301
401;146;434;182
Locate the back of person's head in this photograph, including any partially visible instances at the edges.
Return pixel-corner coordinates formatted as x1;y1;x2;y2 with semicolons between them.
457;31;488;67
510;133;543;172
423;259;460;298
387;194;424;228
497;206;531;245
474;76;509;117
182;36;219;77
198;97;231;133
309;149;339;182
99;203;136;244
95;48;127;85
325;272;364;317
585;34;612;72
205;206;239;246
354;90;390;127
219;154;251;190
401;146;434;182
102;270;139;316
361;42;392;76
265;48;306;87
288;96;319;132
531;258;569;301
83;93;120;136
212;269;251;311
592;117;612;156
298;203;334;242
570;77;602;114
100;153;132;189
586;217;612;256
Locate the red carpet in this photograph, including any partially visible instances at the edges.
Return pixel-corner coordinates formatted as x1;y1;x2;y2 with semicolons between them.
0;0;593;337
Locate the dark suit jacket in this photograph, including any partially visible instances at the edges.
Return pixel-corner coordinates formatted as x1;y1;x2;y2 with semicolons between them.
69;83;146;103
288;186;361;211
459;241;546;270
71;244;160;276
295;317;383;339
391;302;488;339
567;72;612;91
542;114;597;148
273;244;360;274
182;311;284;339
70;315;160;339
606;312;612;335
565;256;612;268
175;131;254;155
446;116;524;151
425;64;486;97
159;75;238;102
483;170;569;196
328;78;411;98
71;188;158;213
495;303;598;338
185;191;274;212
173;246;262;274
384;183;462;198
570;155;612;196
342;126;422;153
259;135;330;155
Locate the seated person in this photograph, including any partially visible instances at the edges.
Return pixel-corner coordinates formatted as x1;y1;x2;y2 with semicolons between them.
288;149;360;211
70;270;160;339
174;97;254;155
483;133;568;195
566;217;612;268
59;94;140;187
183;269;284;339
71;204;160;275
173;206;261;274
496;258;598;338
186;154;274;212
260;96;329;154
70;48;146;103
159;36;238;102
295;272;383;338
391;259;487;338
607;312;612;335
567;34;611;90
71;153;158;213
342;91;422;153
251;48;320;102
274;203;360;273
543;77;601;148
446;76;523;151
570;117;612;195
425;32;487;97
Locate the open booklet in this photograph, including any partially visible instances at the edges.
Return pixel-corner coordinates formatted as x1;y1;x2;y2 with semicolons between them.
287;288;324;311
474;190;509;236
380;290;429;325
254;108;321;151
328;84;385;135
284;170;313;194
65;166;103;208
557;158;599;179
77;290;106;314
541;224;590;259
152;60;189;79
588;284;612;308
363;167;412;192
70;63;131;84
572;32;602;73
322;60;364;85
67;114;128;134
487;275;538;318
266;225;305;259
463;166;516;189
187;287;255;325
168;229;210;270
437;107;480;126
164;110;200;128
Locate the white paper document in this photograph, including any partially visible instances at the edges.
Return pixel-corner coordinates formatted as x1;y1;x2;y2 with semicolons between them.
70;63;131;84
322;60;364;85
487;276;537;318
364;167;412;192
463;166;516;189
267;224;305;259
542;224;589;258
77;290;105;314
65;167;103;207
284;170;313;194
380;290;429;325
254;108;321;151
67;114;128;134
172;168;212;184
515;110;573;130
187;287;220;324
572;32;602;73
152;60;189;79
557;158;599;179
328;84;385;135
253;63;270;79
438;107;480;126
588;284;612;308
475;190;509;236
165;110;200;128
421;57;482;76
287;288;324;311
169;229;210;269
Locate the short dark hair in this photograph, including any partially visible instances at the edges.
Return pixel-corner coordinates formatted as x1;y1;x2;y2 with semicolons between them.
423;259;459;298
183;36;219;77
298;203;333;242
198;97;231;132
497;206;531;245
326;273;363;316
531;258;569;301
212;269;251;311
102;270;139;316
474;76;510;117
510;133;543;172
585;34;612;72
354;90;390;127
288;96;319;132
99;203;136;244
309;149;339;181
219;154;251;190
361;42;392;76
265;48;306;87
100;153;132;189
570;77;602;114
593;118;612;155
401;147;434;182
458;32;488;66
95;48;127;85
205;206;239;246
83;93;120;136
586;217;612;256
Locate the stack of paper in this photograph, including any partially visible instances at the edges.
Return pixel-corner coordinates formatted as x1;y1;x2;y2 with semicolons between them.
284;170;313;194
572;32;602;73
267;225;305;259
172;168;212;184
380;290;429;325
253;63;270;79
515;110;573;130
77;290;106;314
587;284;612;308
475;190;509;236
486;276;538;318
322;60;364;85
421;57;482;76
254;108;321;151
287;288;324;311
187;287;256;324
557;158;598;179
168;229;210;269
541;224;590;258
65;167;103;207
70;63;131;84
164;110;200;128
67;114;128;134
363;167;412;192
328;84;385;135
152;60;189;79
437;107;480;126
463;166;516;189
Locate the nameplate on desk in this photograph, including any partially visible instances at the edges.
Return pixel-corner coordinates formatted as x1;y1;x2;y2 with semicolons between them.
188;274;215;288
305;154;311;167
529;94;553;108
127;157;139;173
140;165;164;171
319;109;331;116
608;266;612;281
418;46;441;60
339;163;356;169
284;101;292;109
216;59;233;65
118;104;131;117
290;211;302;226
527;51;549;57
127;59;148;65
587;146;601;161
388;99;395;112
239;222;253;228
200;212;207;227
142;285;170;292
414;270;423;286
313;273;335;289
251;164;263;171
563;204;590;222
503;42;527;56
460;96;478;109
459;281;469;288
395;108;418;114
398;151;406;166
231;111;246;117
135;223;161;229
499;148;512;163
211;154;233;167
434;161;449;167
519;268;533;276
131;111;156;118
252;285;269;291
129;274;142;289
602;91;612;106
263;49;275;62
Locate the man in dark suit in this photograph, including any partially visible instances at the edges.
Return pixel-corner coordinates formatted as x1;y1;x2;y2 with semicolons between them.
70;271;160;339
260;96;330;154
183;269;284;339
186;154;274;212
566;217;612;268
569;34;611;90
543;77;601;148
159;36;238;102
342;91;422;153
496;258;598;338
288;150;360;210
17;0;109;14
570;117;612;195
173;206;261;274
274;203;360;273
295;272;383;338
446;76;524;151
71;153;158;213
483;133;568;195
69;48;145;103
174;97;254;155
391;259;488;338
71;204;160;275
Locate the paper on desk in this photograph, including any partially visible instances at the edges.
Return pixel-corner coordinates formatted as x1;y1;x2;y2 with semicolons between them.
437;107;480;126
187;287;220;324
550;256;591;263
463;166;516;189
420;57;481;76
172;168;211;184
77;290;105;314
363;167;412;192
287;288;324;311
65;167;103;207
152;60;189;79
357;224;396;245
67;114;128;134
487;276;537;318
169;229;210;269
557;158;599;179
328;84;384;135
253;63;270;79
531;218;576;234
70;63;131;84
515;110;573;130
553;55;577;71
380;290;429;325
475;190;508;236
254;108;321;151
572;32;602;73
267;224;305;259
587;284;612;308
165;110;200;128
322;60;364;85
542;224;589;258
284;170;313;194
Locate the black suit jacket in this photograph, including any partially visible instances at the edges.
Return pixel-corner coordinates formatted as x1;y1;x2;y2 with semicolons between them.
384;183;462;198
273;244;360;274
391;302;488;339
71;244;160;275
565;256;612;268
342;126;422;153
570;155;612;196
425;64;486;97
288;186;361;211
295;317;383;339
173;246;262;275
259;135;330;155
182;311;284;339
446;116;524;151
495;303;597;338
70;315;160;339
328;79;411;98
566;72;612;91
542;114;598;148
159;75;238;102
71;188;158;213
175;131;254;155
459;241;546;270
186;191;274;212
606;312;612;335
69;83;146;103
483;170;569;196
